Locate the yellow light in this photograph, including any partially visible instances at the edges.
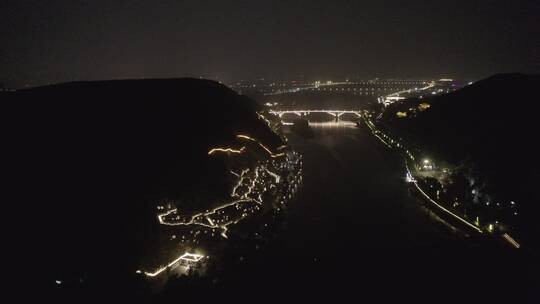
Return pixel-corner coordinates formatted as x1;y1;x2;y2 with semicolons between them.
208;147;245;155
236;134;257;142
502;233;520;249
396;111;407;118
418;102;431;111
144;252;205;277
236;134;285;158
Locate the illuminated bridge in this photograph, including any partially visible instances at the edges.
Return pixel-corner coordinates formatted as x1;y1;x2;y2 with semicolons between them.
269;110;362;119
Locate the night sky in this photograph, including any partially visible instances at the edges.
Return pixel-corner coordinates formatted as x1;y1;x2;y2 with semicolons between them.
1;0;539;88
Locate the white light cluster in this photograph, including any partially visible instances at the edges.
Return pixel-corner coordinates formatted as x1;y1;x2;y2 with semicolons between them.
143;252;205;277
140;131;303;277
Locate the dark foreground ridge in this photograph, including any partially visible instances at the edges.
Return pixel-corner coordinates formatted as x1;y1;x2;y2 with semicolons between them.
4;78;286;296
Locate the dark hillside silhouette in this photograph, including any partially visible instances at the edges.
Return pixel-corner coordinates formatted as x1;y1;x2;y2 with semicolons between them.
381;73;540;247
3;78;283;291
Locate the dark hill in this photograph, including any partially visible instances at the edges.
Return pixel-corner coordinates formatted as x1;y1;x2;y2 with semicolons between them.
3;78;283;289
382;73;540;161
380;73;540;247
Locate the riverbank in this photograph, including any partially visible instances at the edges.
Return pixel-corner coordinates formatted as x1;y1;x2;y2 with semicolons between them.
156;121;537;302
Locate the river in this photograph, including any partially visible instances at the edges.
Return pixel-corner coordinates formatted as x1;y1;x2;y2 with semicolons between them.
210;120;537;303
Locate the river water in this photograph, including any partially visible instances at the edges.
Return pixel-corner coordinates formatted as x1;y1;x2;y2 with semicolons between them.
212;120;537;302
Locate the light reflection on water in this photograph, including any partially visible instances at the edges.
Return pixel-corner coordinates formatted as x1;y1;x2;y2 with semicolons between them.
308;120;357;128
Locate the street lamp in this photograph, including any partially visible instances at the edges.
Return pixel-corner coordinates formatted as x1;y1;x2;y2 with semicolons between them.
421;159;433;171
